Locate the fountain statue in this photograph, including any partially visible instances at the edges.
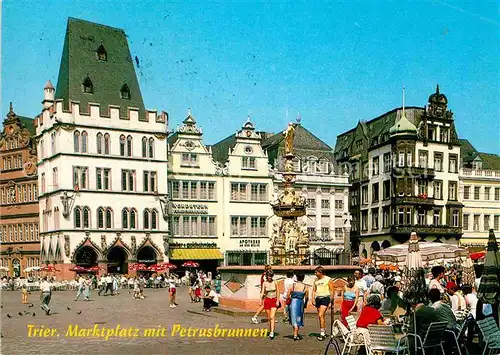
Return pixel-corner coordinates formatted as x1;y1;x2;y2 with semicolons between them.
269;122;309;265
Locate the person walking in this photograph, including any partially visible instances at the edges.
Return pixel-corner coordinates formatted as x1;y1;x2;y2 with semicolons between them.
169;276;177;308
21;284;29;304
104;274;113;296
84;277;92;301
340;276;358;326
260;271;279;339
281;270;296;323
312;266;334;341
251;265;272;324
40;277;52;315
74;276;85;301
286;273;309;341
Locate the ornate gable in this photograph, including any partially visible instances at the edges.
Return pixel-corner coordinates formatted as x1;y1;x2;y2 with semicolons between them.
136;235;163;260
71;236;103;261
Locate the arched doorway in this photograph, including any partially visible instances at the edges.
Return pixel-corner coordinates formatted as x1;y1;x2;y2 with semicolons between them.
107;247;128;274
12;259;21;277
381;240;391;249
74;246;98;267
136;246;157;266
370;241;381;252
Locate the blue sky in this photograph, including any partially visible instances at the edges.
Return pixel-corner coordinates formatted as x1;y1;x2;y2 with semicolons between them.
2;1;499;153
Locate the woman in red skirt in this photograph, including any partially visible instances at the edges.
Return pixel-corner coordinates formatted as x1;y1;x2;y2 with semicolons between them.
341;276;358;327
260;271;280;339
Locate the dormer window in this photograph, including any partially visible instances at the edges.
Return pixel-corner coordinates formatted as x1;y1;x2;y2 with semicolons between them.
96;45;107;61
82;76;93;94
120;84;130;100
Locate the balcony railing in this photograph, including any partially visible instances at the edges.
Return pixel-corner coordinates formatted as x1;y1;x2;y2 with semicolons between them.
392;195;436;207
392;166;435;179
461;168;500;178
390;224;462;235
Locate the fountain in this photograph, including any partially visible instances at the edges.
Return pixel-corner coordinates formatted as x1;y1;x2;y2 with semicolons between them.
216;123;360;313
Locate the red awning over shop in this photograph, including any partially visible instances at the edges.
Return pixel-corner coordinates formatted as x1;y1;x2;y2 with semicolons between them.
470;251;486;260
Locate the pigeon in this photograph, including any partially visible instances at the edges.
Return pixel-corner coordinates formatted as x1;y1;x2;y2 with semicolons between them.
77;311;82;315
66;306;71;311
18;312;23;316
6;314;11;318
32;313;36;317
28;304;34;308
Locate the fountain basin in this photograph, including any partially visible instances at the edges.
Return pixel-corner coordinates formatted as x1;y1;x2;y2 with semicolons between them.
217;265;361;312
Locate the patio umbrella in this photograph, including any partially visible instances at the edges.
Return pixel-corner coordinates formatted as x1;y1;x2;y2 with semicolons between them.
375;242;467;266
87;266;102;272
70;265;88;272
477;229;500;305
129;263;147;272
41;265;60;272
461;257;476;287
399;233;428;352
0;266;9;271
182;261;200;268
400;233;427;304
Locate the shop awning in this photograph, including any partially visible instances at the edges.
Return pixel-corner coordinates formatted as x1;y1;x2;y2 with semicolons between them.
170;248;224;260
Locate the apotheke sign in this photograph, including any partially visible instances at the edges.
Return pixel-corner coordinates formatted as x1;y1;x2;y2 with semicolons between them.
239;239;261;248
172;203;208;214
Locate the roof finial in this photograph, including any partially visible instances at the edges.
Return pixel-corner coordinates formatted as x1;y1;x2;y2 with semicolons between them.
187;107;191;116
402;86;406;115
9;102;14;114
246;115;251;123
296;112;302;124
436;84;440;95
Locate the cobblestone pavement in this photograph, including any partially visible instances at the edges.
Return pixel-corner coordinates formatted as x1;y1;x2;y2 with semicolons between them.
1;287;339;355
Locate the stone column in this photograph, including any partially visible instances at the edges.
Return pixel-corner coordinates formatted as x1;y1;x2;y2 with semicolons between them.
316;188;322;238
330;189;336;240
480;214;485;232
470;213;475;231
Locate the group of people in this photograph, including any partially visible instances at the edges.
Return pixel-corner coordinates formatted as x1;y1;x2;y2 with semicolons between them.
335;264;498;353
186;271;221;311
251;265;335;341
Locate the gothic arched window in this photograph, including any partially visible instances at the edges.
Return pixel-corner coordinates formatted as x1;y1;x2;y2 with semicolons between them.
83;207;90;228
122;208;129;229
74;207;82;228
142;137;147;158
104;133;110;155
151;209;158;230
119;135;126;156
143;209;150;230
130;209;137;229
105;208;113;229
127;135;133;157
148;138;154;158
74;131;80;153
81;131;88;153
97;133;103;154
97;208;104;228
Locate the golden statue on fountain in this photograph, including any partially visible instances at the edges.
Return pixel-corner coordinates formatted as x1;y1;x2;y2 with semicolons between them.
269;122;309;265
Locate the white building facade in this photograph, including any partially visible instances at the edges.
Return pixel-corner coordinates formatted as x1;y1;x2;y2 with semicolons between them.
35;18;169;279
168;116;273;269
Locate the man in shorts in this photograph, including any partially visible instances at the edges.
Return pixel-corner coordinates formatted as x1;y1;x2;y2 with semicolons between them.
312;266;334;341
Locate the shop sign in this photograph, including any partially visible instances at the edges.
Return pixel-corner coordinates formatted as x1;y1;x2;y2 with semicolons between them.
170;242;218;249
239;239;260;248
172;203;208;214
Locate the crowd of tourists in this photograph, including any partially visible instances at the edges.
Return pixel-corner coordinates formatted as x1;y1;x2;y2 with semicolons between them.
249;262;498;355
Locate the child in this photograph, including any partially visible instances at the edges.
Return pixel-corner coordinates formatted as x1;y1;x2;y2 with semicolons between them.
21;284;28;304
133;278;140;300
169;277;177;308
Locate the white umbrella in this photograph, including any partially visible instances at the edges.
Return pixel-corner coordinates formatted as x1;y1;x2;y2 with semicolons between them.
400;233;428;352
0;266;8;272
374;242;467;266
24;267;33;272
461;257;476;287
